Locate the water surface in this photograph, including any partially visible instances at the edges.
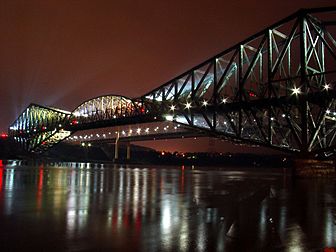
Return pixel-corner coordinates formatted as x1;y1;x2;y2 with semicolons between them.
0;161;335;251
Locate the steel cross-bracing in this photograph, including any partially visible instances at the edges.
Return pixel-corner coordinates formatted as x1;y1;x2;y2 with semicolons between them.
8;7;336;157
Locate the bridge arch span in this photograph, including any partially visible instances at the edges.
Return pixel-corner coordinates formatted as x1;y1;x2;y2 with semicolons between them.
71;94;147;123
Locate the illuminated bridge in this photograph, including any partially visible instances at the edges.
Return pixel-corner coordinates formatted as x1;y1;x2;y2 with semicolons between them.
8;7;336;158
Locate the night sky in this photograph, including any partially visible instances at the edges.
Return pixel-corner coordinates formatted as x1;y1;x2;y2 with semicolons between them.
0;0;334;153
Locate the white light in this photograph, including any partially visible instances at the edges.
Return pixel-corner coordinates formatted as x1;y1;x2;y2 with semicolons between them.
122;130;126;135
137;128;141;134
103;134;106;138
292;86;301;95
129;129;133;134
282;114;286;118
165;115;174;121
326;109;331;114
73;111;81;117
270;117;274;121
81;142;85;147
324;83;331;90
170;105;175;111
185;102;191;109
222;98;228;104
145;128;149;133
174;126;177;130
88;143;91;147
202;100;208;106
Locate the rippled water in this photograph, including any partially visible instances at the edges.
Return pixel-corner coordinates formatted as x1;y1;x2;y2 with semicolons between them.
0;160;335;251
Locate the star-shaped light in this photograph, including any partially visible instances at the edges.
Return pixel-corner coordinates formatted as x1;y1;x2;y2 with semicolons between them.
185;102;192;109
324;83;331;91
222;98;228;104
292;86;301;95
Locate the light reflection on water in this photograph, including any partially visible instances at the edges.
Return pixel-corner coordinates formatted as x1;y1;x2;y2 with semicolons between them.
0;161;335;251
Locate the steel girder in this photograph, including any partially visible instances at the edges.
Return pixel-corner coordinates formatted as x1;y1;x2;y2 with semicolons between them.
142;7;336;157
68;95;151;131
8;96;151;153
72;95;144;121
8;104;72;152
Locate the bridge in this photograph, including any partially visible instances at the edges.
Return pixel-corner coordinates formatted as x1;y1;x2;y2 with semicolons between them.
8;7;336;158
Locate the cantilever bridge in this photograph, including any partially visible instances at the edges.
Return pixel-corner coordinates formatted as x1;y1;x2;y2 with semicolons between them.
8;7;336;157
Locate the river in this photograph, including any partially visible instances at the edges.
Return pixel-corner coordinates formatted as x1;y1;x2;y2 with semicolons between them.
0;160;335;251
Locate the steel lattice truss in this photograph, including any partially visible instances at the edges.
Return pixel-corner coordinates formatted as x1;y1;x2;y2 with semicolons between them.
8;7;336;157
70;95;148;129
9;104;72;152
142;7;336;157
9;95;149;152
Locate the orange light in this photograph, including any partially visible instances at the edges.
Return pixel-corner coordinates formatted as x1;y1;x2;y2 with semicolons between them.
38;165;44;190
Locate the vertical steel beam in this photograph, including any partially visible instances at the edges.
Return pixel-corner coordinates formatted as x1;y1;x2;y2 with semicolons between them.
213;58;217;130
268;29;273;144
300;12;309;153
238;45;243;137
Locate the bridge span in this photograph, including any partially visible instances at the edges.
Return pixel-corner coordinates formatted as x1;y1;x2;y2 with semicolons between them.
8;7;336;158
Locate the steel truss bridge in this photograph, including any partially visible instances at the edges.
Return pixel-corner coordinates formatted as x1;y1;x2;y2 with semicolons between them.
8;7;336;158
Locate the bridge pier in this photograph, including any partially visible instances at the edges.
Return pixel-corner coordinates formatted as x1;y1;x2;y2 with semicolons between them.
126;142;131;160
293;158;335;177
114;132;119;162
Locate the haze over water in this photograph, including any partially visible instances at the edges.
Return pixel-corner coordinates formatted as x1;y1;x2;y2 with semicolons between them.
0;161;335;251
